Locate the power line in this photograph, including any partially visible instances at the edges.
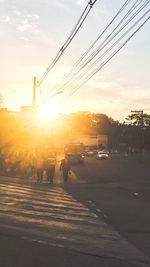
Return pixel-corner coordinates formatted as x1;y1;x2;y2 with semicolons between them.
60;13;149;101
44;0;149;102
61;0;149;91
44;0;132;101
74;0;147;76
45;0;147;101
38;0;98;86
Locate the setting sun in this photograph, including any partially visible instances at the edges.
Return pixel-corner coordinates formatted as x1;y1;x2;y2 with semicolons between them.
37;103;61;121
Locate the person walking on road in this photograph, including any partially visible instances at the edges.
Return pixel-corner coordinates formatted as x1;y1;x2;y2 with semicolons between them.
35;153;44;183
60;156;71;182
44;155;56;184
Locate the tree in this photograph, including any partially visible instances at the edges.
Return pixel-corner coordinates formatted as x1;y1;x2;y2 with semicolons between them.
126;110;150;128
125;111;150;150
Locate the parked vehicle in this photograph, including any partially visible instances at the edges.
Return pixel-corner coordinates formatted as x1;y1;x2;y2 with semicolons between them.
85;146;98;157
96;150;109;160
64;143;85;164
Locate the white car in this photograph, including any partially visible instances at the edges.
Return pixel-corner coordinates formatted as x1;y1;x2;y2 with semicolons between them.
96;151;109;159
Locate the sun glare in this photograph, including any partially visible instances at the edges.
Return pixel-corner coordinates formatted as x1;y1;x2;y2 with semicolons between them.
38;104;61;121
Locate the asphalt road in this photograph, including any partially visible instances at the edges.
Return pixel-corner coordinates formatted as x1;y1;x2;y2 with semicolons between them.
66;154;150;258
0;153;150;267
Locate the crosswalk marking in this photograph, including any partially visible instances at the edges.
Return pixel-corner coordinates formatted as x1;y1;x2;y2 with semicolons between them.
0;181;150;267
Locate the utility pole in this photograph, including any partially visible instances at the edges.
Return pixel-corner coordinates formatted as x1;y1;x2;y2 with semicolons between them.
32;76;37;107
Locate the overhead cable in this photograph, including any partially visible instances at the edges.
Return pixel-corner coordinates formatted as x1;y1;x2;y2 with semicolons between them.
38;0;98;86
52;0;132;93
60;12;149;101
60;0;149;92
44;0;148;102
44;0;132;101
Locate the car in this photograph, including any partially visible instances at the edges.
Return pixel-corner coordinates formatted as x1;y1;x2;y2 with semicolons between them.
85;150;97;157
85;146;98;157
96;151;109;159
67;153;85;164
64;143;85;164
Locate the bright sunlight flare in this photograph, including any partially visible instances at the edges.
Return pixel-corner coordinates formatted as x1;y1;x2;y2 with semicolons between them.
38;103;61;121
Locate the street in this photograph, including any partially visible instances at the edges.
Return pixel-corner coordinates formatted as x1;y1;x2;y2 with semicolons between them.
1;0;150;266
0;154;150;267
68;154;150;256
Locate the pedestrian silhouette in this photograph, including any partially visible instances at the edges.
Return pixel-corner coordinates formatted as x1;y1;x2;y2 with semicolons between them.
60;156;71;182
44;154;56;184
35;150;44;183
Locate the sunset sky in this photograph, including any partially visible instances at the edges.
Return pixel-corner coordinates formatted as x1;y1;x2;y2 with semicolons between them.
0;0;150;122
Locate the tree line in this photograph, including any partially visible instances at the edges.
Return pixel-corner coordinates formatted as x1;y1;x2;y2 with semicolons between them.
56;111;150;152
